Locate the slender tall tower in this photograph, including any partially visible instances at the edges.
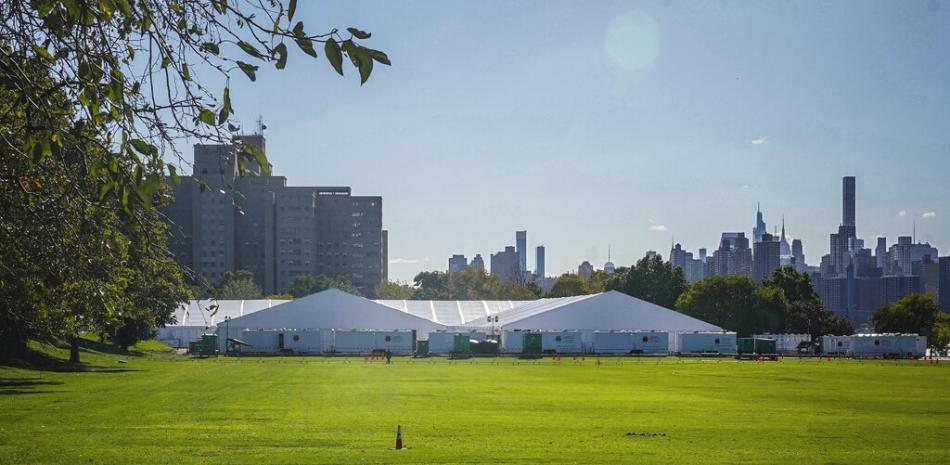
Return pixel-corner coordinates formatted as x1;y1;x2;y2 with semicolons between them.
535;246;545;279
842;176;856;229
753;202;767;243
515;230;527;275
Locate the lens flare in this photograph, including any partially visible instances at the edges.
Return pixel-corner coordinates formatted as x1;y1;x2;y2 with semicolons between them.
604;11;660;73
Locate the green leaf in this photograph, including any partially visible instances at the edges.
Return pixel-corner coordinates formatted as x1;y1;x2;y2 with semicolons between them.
236;61;258;81
343;42;373;85
219;86;232;124
238;144;271;176
129;139;158;156
274;43;288;69
288;0;297;21
324;39;343;75
168;165;180;185
295;36;317;58
365;48;391;66
200;42;220;55
212;0;227;14
99;181;115;200
31;44;56;64
182;63;191;81
237;41;264;59
198;108;216;126
292;21;305;36
198;180;210;193
347;27;371;39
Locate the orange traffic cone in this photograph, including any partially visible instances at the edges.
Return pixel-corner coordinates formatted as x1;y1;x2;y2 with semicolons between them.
395;425;403;450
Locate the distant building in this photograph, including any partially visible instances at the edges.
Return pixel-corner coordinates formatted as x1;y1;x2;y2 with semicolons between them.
792;239;806;272
883;275;920;305
779;217;791;258
470;254;485;272
645;250;658;260
671;243;704;284
163;134;385;295
828;176;858;277
578;261;594;279
604;246;616;274
939;257;950;313
490;246;520;283
516;231;527;276
535;246;546;278
886;236;938;276
711;232;752;278
448;254;469;273
753;203;767;243
912;257;940;300
753;233;781;281
875;236;887;269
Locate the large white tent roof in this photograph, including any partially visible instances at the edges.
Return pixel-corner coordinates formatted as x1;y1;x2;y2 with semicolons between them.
374;299;531;326
472;291;722;332
197;289;720;334
224;288;447;332
170;299;290;327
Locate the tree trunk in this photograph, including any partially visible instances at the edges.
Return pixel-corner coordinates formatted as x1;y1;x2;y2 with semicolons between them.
69;336;80;364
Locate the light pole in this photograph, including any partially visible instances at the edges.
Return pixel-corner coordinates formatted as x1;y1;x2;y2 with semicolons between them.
224;316;231;356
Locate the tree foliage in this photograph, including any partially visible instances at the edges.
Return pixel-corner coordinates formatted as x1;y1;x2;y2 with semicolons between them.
290;273;360;299
408;269;540;301
763;267;853;338
607;255;688;309
675;275;787;337
217;270;262;300
873;294;950;350
548;274;591;297
374;281;415;300
0;1;387;359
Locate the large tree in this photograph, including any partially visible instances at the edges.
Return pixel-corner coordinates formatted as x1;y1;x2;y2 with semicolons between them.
873;294;950;351
0;1;388;359
548;274;590;298
764;267;853;338
675;275;787;337
218;270;262;300
609;255;688;309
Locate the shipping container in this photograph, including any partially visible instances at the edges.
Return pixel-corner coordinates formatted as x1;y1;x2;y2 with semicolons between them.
427;331;487;354
333;330;377;354
737;338;777;355
850;334;926;358
678;332;737;355
821;335;852;355
522;332;543;354
541;331;583;353
592;331;634;354
415;340;430;355
630;331;670;354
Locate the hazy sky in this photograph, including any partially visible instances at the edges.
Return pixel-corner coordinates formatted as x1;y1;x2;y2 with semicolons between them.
214;0;949;282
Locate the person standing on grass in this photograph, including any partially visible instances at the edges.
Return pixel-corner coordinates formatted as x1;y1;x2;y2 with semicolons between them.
386;350;392;364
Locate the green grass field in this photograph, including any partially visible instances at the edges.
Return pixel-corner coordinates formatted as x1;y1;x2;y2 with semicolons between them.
1;343;949;465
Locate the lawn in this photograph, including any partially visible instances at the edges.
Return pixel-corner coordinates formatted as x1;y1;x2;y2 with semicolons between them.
1;343;948;464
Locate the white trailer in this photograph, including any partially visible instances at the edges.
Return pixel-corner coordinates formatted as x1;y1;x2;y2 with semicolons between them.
753;333;811;354
630;331;670;354
592;331;634;354
239;329;281;353
374;330;415;354
501;330;525;353
427;331;487;354
541;331;583;354
821;335;852;355
678;332;737;355
851;334;926;358
281;329;323;354
332;330;377;354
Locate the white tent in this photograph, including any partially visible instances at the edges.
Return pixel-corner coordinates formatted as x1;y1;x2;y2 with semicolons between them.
155;298;289;347
217;289;447;351
375;299;531;326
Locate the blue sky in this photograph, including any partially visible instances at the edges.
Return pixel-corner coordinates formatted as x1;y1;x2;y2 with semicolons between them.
216;0;949;282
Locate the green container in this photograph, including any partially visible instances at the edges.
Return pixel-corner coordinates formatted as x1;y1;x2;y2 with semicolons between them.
738;338;777;355
416;340;430;355
471;340;499;356
523;332;542;354
453;334;471;353
199;334;217;355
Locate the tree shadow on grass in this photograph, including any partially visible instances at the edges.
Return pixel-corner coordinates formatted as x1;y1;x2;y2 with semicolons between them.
0;345;141;374
0;378;63;395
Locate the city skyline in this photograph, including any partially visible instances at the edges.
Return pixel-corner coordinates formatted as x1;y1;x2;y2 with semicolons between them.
205;1;950;282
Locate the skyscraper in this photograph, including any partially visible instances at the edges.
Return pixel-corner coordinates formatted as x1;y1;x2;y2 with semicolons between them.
712;232;752;278
939;256;950;313
779;216;791;258
753;202;767;243
875;236;887;269
792;239;805;272
578;261;594;279
535;246;546;278
842;176;856;228
490;246;520;283
604;245;616;274
753;233;782;281
515;230;527;276
470;254;485;272
448;254;469;273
